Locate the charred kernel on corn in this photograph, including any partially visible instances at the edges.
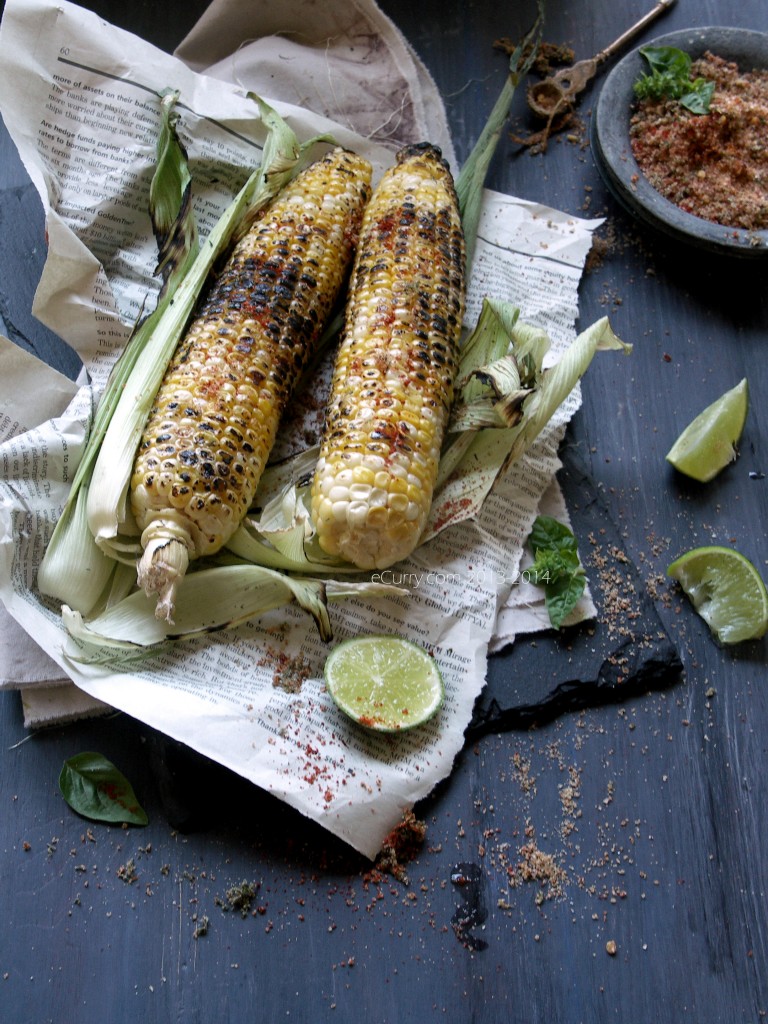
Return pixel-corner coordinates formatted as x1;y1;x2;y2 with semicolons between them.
310;143;466;570
131;148;373;620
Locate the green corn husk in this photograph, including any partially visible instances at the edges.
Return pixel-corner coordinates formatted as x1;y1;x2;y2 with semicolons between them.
60;564;404;654
62;563;333;651
36;483;119;615
456;0;544;266
422;310;631;541
37;91;199;613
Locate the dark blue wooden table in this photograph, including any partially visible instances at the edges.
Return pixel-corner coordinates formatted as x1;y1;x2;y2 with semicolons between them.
2;1;766;1021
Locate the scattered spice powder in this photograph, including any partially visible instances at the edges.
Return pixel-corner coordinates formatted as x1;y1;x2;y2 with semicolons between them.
507;823;568;905
215;879;262;917
493;37;575;79
630;52;768;230
116;858;138;884
492;36;585;152
373;809;427;884
257;644;313;694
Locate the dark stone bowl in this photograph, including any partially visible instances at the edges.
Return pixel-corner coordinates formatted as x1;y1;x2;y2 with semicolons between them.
591;27;768;258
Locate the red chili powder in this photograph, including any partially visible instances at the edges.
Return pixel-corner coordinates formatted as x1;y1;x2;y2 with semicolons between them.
630;51;768;230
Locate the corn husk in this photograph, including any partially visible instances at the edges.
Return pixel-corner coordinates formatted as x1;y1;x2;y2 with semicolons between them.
456;0;544;265
423;311;631;541
61;563;332;652
36;483;118;615
60;564;404;656
37;91;199;612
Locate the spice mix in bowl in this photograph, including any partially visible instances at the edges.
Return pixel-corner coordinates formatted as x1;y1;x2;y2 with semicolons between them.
592;26;768;257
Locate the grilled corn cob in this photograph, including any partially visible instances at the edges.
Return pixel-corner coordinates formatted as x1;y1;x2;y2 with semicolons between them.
131;147;372;620
310;143;466;570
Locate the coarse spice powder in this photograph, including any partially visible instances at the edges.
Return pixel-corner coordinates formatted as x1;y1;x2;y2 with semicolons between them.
629;51;768;230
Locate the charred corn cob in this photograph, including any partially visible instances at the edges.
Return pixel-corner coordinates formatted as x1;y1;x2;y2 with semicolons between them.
131;147;372;619
310;143;466;570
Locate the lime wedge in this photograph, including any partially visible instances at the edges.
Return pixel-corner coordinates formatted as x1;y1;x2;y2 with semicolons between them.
667;545;768;645
666;378;748;482
323;635;444;732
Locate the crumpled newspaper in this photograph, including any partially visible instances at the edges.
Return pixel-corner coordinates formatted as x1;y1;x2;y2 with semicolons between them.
173;0;457;167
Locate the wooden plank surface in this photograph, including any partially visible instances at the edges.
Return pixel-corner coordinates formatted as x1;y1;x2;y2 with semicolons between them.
1;0;766;1021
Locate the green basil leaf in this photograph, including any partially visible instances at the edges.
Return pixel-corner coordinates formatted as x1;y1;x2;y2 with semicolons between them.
545;572;587;630
527;516;586;629
530;548;571;582
634;47;713;113
639;46;691;79
680;79;715;114
530;549;559;580
59;752;148;826
528;514;578;555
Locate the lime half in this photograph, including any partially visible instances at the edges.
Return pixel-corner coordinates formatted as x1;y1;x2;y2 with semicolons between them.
324;635;444;732
666;378;748;482
667;545;768;645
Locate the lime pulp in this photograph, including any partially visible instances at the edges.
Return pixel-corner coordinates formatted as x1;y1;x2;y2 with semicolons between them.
323;635;444;732
665;378;748;483
667;545;768;645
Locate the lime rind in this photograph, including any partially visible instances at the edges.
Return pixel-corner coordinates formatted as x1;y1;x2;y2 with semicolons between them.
666;378;748;483
323;635;444;733
667;544;768;645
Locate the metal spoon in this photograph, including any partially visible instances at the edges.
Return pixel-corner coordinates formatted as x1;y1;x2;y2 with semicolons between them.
527;0;677;119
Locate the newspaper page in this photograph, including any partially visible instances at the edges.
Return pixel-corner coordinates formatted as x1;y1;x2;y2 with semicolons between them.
172;0;458;168
0;0;604;857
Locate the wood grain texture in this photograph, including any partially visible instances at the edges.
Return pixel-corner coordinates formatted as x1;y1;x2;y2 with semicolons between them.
1;1;767;1021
